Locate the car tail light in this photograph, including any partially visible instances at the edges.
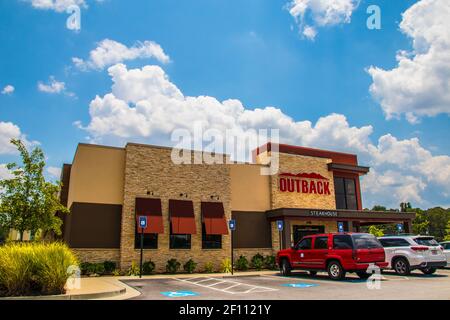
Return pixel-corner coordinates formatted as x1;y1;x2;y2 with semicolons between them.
439;246;444;251
411;246;428;252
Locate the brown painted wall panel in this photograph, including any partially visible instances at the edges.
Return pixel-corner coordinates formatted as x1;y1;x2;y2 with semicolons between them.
68;202;122;249
232;211;272;248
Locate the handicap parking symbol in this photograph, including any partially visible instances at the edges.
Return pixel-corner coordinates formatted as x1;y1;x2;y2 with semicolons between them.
160;291;199;298
282;283;318;288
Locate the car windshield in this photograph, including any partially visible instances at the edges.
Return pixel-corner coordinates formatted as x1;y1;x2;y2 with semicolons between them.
414;237;439;247
352;234;383;249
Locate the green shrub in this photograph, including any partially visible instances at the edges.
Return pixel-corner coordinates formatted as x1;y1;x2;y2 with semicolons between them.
264;255;277;270
112;269;122;276
142;260;155;275
0;242;78;297
183;259;197;274
80;262;93;275
103;261;116;274
235;255;249;271
126;261;140;276
250;253;264;270
166;259;181;274
220;258;232;273
204;262;214;273
94;263;105;276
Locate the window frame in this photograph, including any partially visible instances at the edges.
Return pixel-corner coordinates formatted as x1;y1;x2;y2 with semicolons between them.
314;236;329;249
169;225;192;250
334;177;358;210
201;223;222;249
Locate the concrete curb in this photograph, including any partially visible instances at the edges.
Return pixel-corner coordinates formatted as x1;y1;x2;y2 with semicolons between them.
0;287;126;300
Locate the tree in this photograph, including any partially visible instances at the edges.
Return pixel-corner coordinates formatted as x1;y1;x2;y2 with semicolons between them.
368;225;384;237
0;139;68;241
445;221;450;241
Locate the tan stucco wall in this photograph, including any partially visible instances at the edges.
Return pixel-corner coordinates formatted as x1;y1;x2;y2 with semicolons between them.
67;144;125;207
270;153;336;210
120;144;232;272
230;164;271;211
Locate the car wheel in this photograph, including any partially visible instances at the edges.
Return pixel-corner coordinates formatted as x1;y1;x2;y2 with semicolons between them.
420;267;437;275
356;271;371;279
309;271;317;276
393;257;411;276
280;259;291;277
327;261;346;280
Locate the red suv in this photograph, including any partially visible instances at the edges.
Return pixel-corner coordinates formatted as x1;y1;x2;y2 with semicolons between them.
276;233;389;280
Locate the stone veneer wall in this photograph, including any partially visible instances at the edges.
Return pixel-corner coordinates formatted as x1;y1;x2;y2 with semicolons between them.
72;249;121;264
119;144;232;272
270;153;337;210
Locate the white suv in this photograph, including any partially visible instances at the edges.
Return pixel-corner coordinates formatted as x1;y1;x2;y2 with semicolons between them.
378;235;447;275
440;241;450;267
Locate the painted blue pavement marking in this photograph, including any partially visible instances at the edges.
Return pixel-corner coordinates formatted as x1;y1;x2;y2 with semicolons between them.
282;283;319;288
160;291;199;298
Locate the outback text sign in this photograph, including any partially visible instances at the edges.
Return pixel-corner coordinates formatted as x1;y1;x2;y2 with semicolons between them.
278;172;331;195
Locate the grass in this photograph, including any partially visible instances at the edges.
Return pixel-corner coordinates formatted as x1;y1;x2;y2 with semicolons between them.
0;242;78;297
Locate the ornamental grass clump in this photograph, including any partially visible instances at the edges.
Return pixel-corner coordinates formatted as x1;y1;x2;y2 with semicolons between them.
0;242;78;297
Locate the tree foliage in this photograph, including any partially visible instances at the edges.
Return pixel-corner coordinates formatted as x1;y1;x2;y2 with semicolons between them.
0;139;68;241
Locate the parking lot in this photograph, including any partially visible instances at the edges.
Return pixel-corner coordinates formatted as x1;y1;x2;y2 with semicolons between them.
123;268;450;300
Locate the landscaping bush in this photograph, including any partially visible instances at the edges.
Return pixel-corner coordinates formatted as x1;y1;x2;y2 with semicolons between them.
103;261;116;274
80;262;94;275
251;253;265;270
204;262;214;273
0;242;78;297
142;260;155;275
166;258;181;274
220;258;232;273
126;261;140;276
183;259;197;274
264;255;277;270
235;255;249;271
94;263;105;276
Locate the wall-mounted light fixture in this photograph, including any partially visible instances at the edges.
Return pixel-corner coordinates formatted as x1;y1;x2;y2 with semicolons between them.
146;190;155;196
210;195;220;201
179;193;188;198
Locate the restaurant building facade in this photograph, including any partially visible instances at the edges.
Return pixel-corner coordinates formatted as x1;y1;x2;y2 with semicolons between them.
59;142;415;272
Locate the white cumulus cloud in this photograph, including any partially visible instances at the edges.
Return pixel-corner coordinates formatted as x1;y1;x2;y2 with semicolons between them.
47;166;62;179
72;39;170;71
1;85;15;95
0;121;38;155
287;0;360;40
368;0;450;123
24;0;87;12
37;77;66;94
76;62;450;208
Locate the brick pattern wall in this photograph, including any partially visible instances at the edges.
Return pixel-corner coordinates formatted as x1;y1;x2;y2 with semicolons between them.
72;249;120;264
119;144;232;272
270;153;337;210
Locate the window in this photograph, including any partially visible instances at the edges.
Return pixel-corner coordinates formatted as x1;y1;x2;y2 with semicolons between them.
202;224;222;249
134;231;158;249
414;237;439;247
169;225;191;249
334;177;358;210
333;235;353;249
297;238;312;250
443;243;450;250
314;237;328;249
379;238;410;247
352;234;382;249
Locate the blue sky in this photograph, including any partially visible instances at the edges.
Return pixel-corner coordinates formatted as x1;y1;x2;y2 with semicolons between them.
0;0;449;209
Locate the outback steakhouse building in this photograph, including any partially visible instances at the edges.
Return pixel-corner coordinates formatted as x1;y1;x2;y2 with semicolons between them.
59;142;415;272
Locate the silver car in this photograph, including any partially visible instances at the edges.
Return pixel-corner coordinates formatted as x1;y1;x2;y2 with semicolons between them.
439;241;450;267
378;235;447;275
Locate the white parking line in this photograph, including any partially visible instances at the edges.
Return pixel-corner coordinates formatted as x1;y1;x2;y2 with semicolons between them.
175;277;278;295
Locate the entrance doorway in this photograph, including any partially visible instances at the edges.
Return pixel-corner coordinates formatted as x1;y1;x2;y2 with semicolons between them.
293;225;325;245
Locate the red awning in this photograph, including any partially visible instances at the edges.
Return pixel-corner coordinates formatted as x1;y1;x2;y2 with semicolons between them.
169;200;196;234
201;202;228;235
135;198;164;234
